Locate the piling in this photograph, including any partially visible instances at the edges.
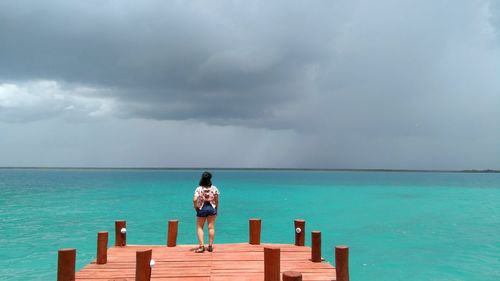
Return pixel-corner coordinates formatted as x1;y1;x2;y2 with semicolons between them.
335;246;349;281
115;220;126;246
294;219;305;246
264;247;280;281
167;220;178;247
311;231;321;262
283;271;302;281
57;248;76;281
96;231;108;264
249;218;261;245
135;249;152;281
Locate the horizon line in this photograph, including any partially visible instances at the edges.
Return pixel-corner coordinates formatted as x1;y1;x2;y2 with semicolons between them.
0;166;498;173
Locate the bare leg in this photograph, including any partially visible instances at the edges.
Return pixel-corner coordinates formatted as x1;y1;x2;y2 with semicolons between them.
196;217;206;247
207;215;216;246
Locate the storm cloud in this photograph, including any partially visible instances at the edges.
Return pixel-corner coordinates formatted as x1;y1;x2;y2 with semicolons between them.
0;0;499;169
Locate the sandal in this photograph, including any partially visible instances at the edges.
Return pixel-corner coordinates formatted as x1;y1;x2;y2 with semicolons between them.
207;245;213;252
195;246;205;253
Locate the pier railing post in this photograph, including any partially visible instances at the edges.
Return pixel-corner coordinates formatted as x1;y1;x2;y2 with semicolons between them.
135;249;153;281
96;231;108;264
283;271;302;281
264;247;280;281
311;231;321;262
249;218;261;245
115;220;126;246
294;219;305;246
57;248;76;281
167;220;178;247
335;246;349;281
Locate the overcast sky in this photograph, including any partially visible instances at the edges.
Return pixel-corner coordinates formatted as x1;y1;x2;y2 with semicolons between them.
0;0;499;169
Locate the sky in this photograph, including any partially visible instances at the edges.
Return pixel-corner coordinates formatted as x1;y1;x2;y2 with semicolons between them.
0;0;499;169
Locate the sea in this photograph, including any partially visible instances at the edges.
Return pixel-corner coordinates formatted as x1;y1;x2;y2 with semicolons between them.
0;169;499;280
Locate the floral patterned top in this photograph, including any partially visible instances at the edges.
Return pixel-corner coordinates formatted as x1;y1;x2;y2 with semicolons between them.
194;185;219;210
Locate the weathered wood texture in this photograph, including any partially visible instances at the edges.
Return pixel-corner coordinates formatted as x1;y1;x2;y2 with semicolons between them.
115;220;126;247
76;243;337;281
249;219;262;245
294;220;305;246
58;248;76;281
311;231;321;263
136;249;153;281
96;232;108;265
264;247;280;281
167;220;179;247
335;246;349;281
283;271;303;281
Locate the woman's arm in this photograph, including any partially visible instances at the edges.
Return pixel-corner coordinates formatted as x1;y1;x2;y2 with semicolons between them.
214;194;219;212
193;196;198;210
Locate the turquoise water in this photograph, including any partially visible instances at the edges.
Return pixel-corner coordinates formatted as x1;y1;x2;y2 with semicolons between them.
0;169;499;280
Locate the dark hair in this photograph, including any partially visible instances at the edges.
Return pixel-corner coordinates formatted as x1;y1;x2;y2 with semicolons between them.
199;171;212;187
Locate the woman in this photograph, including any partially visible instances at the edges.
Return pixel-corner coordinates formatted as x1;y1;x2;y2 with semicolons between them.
193;171;219;253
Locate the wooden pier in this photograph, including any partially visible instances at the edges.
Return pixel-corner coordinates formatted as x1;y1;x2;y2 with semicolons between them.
57;219;349;281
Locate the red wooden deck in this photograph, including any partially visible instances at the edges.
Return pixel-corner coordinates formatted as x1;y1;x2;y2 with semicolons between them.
76;243;337;281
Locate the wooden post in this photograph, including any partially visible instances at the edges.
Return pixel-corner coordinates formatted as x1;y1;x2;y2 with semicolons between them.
283;271;302;281
249;218;261;245
115;220;126;246
96;231;108;264
264;247;280;281
135;249;152;281
167;220;178;247
57;248;76;281
311;231;321;262
294;219;305;246
335;246;349;281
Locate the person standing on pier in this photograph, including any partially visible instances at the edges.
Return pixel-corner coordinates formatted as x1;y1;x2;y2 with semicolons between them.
193;171;219;253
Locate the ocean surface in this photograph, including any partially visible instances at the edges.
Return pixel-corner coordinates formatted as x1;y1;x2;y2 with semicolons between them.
0;169;499;281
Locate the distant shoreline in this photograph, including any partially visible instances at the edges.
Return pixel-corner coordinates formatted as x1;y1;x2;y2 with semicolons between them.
0;167;498;173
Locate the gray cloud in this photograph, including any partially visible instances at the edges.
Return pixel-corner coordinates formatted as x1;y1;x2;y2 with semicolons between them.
0;0;349;123
0;0;499;169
